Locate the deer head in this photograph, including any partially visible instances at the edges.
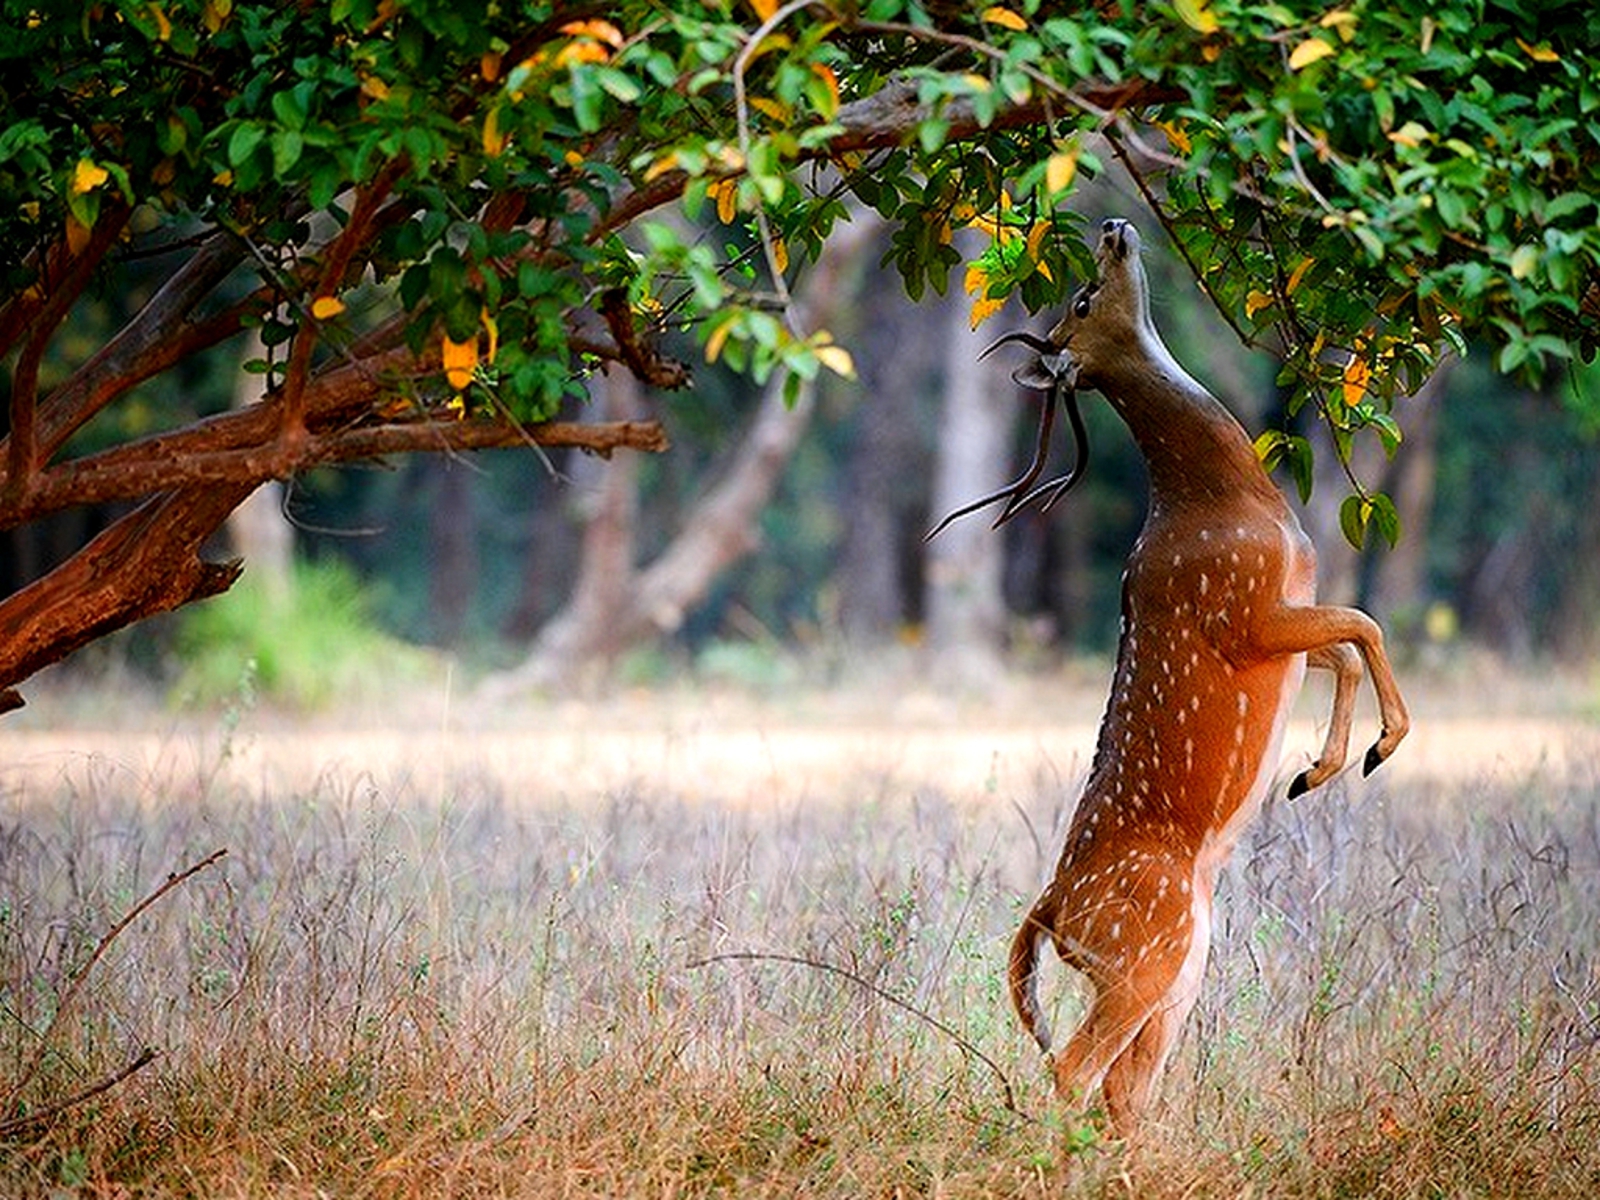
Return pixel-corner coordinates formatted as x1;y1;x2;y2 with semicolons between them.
929;218;1169;538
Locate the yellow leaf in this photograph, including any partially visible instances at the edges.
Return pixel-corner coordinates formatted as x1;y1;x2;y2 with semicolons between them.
1510;243;1539;280
483;105;507;157
1342;352;1369;405
559;19;624;48
71;159;109;195
1154;118;1192;155
147;2;172;41
1172;0;1219;35
311;296;345;320
202;0;230;34
360;73;390;101
481;308;499;363
564;150;584;168
480;51;502;82
1387;120;1428;148
710;178;738;224
981;6;1027;31
963;262;989;297
816;342;856;378
1319;9;1358;41
442;335;479;391
969;294;1006;330
1045;144;1080;196
1025;220;1051;263
705;318;734;364
748;96;789;123
1515;37;1559;63
642;152;680;182
1245;289;1274;318
1288;37;1336;70
1286;255;1315;295
748;0;779;20
810;64;839;120
555;39;609;67
771;237;788;275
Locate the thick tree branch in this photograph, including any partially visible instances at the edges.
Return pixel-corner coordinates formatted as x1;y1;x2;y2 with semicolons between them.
0;483;253;703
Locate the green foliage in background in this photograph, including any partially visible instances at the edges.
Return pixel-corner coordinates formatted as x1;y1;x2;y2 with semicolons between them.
172;559;431;710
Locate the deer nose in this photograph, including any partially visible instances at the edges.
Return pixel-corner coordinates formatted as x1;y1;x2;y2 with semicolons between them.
1100;218;1130;260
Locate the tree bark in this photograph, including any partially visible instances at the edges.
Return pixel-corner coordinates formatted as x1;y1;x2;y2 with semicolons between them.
224;330;294;602
923;257;1014;687
836;245;941;642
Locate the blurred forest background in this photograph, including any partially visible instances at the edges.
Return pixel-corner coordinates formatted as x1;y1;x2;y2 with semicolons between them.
9;190;1600;710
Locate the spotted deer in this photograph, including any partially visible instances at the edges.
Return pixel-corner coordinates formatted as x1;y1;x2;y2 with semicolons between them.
961;218;1410;1138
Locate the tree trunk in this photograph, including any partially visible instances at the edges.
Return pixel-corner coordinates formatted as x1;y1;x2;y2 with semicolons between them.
425;457;481;646
923;258;1013;687
836;247;940;642
481;216;882;697
224;330;294;601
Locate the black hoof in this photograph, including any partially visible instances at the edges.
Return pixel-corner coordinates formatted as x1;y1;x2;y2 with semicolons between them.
1362;743;1385;777
1287;770;1311;800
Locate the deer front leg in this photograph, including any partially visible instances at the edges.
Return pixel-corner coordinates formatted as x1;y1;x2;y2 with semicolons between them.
1248;603;1410;776
1288;642;1363;799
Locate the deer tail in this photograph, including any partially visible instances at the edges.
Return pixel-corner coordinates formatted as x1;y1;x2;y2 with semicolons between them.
1008;899;1055;1055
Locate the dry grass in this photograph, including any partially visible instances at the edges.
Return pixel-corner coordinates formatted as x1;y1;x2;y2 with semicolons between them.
2;678;1599;1197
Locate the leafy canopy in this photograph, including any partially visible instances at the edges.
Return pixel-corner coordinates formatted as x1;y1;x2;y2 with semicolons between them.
3;0;1598;551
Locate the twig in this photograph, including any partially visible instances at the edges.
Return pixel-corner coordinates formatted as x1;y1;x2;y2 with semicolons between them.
687;949;1037;1121
0;1048;159;1140
4;848;228;1104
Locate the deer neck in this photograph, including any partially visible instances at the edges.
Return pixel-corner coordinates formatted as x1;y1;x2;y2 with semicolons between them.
1093;329;1278;513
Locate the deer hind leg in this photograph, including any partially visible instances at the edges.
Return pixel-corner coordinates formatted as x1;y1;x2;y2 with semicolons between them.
1250;603;1410;776
1049;872;1202;1135
1288;642;1363;798
1098;887;1211;1137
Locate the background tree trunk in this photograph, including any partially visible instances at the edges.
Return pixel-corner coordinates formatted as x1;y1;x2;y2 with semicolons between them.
224;330;293;601
425;456;482;647
836;245;941;644
922;254;1013;688
479;216;882;697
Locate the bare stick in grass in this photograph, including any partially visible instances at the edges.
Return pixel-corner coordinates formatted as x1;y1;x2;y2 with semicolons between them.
689;950;1035;1121
4;847;229;1105
0;1047;160;1139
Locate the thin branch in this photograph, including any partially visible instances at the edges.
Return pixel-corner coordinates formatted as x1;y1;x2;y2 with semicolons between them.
732;0;818;329
0;1048;159;1140
5;849;228;1105
688;950;1036;1122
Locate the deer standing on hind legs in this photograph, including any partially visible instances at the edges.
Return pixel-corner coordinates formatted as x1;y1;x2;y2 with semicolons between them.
946;218;1409;1142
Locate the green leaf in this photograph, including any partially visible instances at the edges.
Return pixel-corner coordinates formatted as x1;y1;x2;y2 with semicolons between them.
1368;492;1401;549
1339;493;1368;550
227;122;266;167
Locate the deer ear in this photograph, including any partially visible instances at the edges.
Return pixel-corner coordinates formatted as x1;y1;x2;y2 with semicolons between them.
1012;360;1055;389
1012;351;1075;390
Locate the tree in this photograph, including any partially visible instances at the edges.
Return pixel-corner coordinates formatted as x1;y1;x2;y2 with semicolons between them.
4;0;1598;711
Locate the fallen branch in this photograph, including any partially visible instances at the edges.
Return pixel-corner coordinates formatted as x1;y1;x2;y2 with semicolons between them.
0;1048;160;1140
4;848;229;1106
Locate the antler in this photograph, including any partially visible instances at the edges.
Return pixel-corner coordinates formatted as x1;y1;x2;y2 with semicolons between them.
924;330;1090;540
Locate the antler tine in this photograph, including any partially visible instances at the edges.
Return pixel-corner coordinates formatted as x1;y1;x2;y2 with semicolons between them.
924;389;1057;541
994;383;1090;527
978;328;1056;361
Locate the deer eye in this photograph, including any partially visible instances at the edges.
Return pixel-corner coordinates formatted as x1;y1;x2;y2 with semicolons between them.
1073;293;1092;319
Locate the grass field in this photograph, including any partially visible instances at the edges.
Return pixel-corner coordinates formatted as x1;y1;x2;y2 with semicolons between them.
2;672;1598;1197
